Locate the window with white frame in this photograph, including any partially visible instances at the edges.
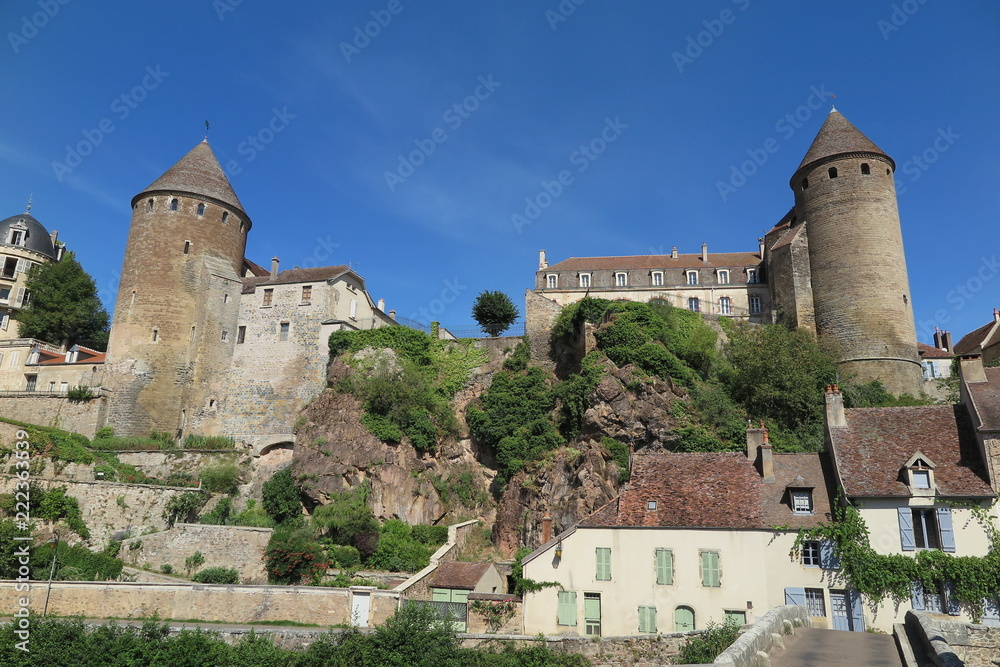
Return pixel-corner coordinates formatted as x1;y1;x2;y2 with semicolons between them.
717;269;730;284
688;297;700;312
349;298;358;320
801;541;821;567
546;274;557;288
805;588;826;617
0;312;8;331
579;273;591;288
8;352;19;369
0;284;10;304
652;271;664;287
686;270;699;285
792;490;813;514
719;296;731;315
279;322;290;341
747;268;758;284
1;258;15;278
615;272;627;287
749;296;762;314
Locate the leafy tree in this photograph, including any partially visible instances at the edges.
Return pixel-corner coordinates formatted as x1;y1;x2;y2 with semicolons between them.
162;491;208;527
264;526;329;584
312;486;379;546
17;251;109;350
261;467;302;525
192;566;239;584
471;290;519;337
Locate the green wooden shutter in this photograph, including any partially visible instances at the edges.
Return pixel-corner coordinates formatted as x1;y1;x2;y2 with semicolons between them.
596;548;611;580
655;549;673;585
701;551;720;587
638;605;657;633
431;588;452;602
557;591;577;626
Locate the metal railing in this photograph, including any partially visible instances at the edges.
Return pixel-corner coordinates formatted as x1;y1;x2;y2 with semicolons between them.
404;599;468;626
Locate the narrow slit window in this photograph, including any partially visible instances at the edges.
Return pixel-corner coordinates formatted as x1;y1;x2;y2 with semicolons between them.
861;163;870;175
801;178;809;190
197;203;205;216
221;211;229;224
183;241;190;254
170;198;178;210
828;167;838;179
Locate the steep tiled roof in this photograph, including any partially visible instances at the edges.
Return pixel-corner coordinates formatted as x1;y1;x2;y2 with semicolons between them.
954;318;1000;355
429;561;491;590
134;140;247;216
760;454;836;529
770;221;805;252
544;252;761;273
918;342;953;360
828;405;993;498
243;258;270;277
966;367;1000;432
241;265;351;293
796;110;891;174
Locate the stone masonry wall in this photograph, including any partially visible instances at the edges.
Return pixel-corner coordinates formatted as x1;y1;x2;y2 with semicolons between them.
0;475;197;547
0;394;105;438
908;611;1000;667
120;523;272;583
525;289;562;372
1;581;401;627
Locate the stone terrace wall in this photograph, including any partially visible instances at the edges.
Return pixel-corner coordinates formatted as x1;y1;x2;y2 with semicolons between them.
121;523;272;583
2;581;401;627
0;394;105;438
0;476;196;546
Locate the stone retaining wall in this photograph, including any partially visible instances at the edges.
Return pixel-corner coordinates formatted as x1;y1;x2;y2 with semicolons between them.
0;394;105;438
120;523;272;583
906;611;1000;667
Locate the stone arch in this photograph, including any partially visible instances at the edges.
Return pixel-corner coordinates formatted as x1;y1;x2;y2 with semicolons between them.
256;440;294;457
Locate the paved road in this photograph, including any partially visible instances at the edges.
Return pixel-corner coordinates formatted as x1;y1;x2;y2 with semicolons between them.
769;628;902;667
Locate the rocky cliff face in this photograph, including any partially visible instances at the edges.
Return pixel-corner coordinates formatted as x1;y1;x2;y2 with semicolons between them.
293;336;686;552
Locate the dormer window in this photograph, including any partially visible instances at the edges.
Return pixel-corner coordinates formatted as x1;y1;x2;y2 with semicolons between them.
614;272;627;287
791;490;813;514
579;273;591;288
905;453;936;495
546;274;557;289
747;268;758;284
686;270;698;285
647;501;657;510
717;270;729;284
6;220;28;247
652;271;664;287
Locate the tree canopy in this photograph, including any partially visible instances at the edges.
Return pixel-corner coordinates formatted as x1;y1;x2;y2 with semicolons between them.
17;251;109;350
471;290;519;336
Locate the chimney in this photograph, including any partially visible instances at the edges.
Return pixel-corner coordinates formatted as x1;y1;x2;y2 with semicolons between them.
377;298;386;312
824;385;846;428
758;237;765;258
934;327;944;350
995;308;1000;322
746;422;766;460
270;257;279;279
671;246;678;259
958;354;987;384
541;512;552;544
701;243;708;263
942;330;953;352
760;428;774;483
389;309;396;320
538;250;548;270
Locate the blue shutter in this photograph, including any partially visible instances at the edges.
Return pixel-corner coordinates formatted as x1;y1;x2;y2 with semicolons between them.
945;582;961;616
898;507;915;551
910;582;925;611
819;541;841;570
983;598;1000;626
937;507;955;553
785;587;806;606
849;590;866;631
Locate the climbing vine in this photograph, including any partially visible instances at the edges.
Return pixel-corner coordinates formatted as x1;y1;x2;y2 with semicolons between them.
468;598;517;633
795;497;1000;621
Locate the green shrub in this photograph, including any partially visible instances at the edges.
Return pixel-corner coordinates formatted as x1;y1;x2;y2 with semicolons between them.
192;567;239;584
198;463;241;494
160;563;173;575
182;434;236;450
30;541;123;581
265;527;329;584
163;491;208;527
328;545;361;568
230;499;274;528
184;551;206;575
66;385;95;401
675;619;742;663
36;487;89;539
94;426;114;439
312;485;379;545
410;525;448;546
92;463;116;482
199;497;233;525
366;520;431;572
261;468;302;525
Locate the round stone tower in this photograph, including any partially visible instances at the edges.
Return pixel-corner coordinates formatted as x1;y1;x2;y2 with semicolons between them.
790;109;921;396
104;140;251;437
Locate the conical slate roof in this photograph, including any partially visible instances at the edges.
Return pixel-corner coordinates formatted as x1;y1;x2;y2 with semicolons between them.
796;109;891;173
132;140;246;214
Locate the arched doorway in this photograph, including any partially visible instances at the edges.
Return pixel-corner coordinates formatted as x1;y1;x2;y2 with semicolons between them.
675;605;695;632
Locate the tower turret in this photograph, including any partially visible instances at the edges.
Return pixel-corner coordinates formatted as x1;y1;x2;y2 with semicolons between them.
104;140;250;437
790;109;921;395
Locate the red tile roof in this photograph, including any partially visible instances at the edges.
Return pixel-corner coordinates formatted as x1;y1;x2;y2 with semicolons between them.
796;110;890;174
828;405;994;498
760;454;836;529
429;561;492;590
243;258;270;277
545;253;761;273
241;265;352;293
966;367;1000;432
918;342;953;360
954;318;1000;355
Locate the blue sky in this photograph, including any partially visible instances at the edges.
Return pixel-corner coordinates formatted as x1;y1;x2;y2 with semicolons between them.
1;0;998;342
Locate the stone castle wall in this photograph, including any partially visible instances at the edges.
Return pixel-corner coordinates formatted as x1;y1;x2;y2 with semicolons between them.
120;523;271;583
0;394;105;438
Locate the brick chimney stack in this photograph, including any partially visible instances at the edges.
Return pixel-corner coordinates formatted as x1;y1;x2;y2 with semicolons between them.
541;512;552;544
760;427;774;483
538;250;548;270
746;422;766;460
824;385;846;429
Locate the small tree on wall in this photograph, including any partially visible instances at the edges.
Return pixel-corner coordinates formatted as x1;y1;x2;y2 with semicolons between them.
471;290;519;337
